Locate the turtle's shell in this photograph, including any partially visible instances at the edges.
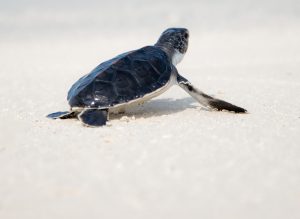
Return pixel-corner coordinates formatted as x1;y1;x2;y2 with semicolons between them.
67;46;173;108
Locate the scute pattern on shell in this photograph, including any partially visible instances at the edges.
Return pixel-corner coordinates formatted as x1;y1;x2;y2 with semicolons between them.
67;46;173;108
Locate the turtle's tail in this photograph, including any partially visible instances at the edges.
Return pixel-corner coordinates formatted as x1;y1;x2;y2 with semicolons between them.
46;111;78;119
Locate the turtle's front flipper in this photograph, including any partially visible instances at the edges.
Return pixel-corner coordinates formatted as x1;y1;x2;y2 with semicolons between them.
78;109;108;127
177;74;247;113
47;111;77;119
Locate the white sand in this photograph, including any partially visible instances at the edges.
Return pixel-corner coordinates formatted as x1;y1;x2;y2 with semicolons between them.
0;1;300;219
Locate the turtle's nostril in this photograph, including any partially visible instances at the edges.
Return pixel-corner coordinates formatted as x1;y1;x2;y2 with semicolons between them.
184;32;189;39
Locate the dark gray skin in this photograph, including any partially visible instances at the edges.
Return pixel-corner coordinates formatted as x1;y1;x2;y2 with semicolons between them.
47;28;246;127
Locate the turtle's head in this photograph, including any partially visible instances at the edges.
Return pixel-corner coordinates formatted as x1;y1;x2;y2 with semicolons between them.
155;28;189;65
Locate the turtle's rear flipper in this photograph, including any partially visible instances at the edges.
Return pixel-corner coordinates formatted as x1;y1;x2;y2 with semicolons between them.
78;109;108;127
47;111;77;119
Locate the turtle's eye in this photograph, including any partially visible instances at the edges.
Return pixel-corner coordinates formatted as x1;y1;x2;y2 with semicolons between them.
184;33;189;39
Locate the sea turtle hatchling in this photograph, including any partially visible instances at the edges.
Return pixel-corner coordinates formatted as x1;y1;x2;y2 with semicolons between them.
47;28;247;127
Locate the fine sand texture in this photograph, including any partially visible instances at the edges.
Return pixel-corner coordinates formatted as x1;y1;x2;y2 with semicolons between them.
0;1;300;219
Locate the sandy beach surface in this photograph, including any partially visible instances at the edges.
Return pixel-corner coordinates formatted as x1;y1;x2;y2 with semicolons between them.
0;1;300;218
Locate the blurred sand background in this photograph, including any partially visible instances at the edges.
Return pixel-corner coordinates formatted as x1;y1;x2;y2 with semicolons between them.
0;0;300;218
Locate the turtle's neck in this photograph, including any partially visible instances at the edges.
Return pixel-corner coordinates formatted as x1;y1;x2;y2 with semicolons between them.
154;42;175;59
154;43;184;66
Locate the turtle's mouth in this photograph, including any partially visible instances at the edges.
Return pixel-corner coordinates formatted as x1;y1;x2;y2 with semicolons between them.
180;40;188;54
